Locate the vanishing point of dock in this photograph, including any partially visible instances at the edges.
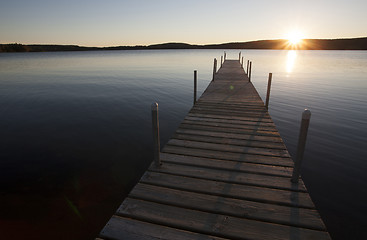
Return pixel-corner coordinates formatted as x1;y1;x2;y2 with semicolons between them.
97;56;331;239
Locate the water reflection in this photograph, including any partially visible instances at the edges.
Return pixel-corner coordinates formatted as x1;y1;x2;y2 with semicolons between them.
286;50;297;73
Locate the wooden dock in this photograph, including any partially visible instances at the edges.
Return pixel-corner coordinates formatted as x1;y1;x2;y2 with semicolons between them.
97;59;331;240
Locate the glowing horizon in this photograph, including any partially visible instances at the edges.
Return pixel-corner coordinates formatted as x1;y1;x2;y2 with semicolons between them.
1;0;366;47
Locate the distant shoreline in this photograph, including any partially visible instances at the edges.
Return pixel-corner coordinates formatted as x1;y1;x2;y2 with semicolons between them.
1;37;367;52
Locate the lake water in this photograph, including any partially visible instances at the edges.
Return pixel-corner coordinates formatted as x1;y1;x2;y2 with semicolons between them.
0;50;366;239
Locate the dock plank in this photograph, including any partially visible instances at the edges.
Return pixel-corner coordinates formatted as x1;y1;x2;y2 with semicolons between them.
166;139;291;158
141;171;314;208
172;132;286;149
130;183;325;230
181;119;279;132
100;216;228;240
161;146;294;167
117;198;330;240
149;161;305;191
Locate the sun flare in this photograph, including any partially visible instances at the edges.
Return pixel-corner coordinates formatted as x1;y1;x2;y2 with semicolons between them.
287;31;304;45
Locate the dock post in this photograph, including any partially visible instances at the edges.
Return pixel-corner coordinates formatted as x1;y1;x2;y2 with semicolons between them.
291;109;312;183
224;51;226;60
249;61;252;82
194;70;197;105
241;56;244;68
239;52;241;61
212;58;217;81
221;56;223;68
246;60;249;76
151;103;161;167
265;73;272;109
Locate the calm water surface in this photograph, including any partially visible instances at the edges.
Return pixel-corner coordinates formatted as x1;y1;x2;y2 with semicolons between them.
0;50;366;239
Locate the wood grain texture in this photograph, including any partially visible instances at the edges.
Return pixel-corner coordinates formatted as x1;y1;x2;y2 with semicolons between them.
117;198;330;240
172;132;286;149
130;183;325;230
140;171;314;209
149;161;305;191
166;139;290;158
100;216;228;240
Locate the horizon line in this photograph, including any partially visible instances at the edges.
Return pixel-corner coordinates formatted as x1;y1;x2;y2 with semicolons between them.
2;36;367;48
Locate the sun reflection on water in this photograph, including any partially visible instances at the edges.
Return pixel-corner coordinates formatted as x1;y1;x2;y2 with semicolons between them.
286;50;297;74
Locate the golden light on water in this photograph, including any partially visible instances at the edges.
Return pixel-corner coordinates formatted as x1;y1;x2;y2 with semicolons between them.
286;50;297;73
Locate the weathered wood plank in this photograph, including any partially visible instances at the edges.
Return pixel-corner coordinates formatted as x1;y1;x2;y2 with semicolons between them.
187;112;273;123
166;139;291;158
161;146;294;167
179;123;281;137
150;161;304;191
190;108;271;118
172;133;286;149
195;100;264;107
193;105;266;113
117;198;330;240
141;171;315;208
175;127;284;143
130;183;326;230
100;215;228;240
194;101;265;107
181;119;278;132
193;105;268;113
184;115;276;127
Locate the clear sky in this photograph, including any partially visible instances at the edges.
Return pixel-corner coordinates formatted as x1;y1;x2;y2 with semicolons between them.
1;0;366;47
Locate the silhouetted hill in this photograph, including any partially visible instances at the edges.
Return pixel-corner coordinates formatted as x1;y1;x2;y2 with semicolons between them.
0;44;98;52
1;37;367;52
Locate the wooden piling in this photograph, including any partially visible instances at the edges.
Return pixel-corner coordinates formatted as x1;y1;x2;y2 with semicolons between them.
265;73;272;109
221;56;223;68
194;70;197;105
249;61;252;82
212;58;217;81
291;109;311;183
246;60;249;75
151;103;161;167
241;56;244;68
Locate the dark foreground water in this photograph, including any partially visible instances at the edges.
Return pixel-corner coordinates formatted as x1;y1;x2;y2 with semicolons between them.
0;50;366;239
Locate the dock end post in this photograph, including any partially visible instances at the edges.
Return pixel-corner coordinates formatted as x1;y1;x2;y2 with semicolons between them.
291;109;312;183
246;60;249;76
212;58;217;81
265;73;273;109
249;61;252;82
194;70;197;105
221;56;223;68
151;102;161;167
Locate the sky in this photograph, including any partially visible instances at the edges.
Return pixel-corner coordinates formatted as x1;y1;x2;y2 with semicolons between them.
1;0;366;47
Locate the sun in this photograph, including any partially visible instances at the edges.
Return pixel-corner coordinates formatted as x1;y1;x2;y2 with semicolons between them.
287;31;304;46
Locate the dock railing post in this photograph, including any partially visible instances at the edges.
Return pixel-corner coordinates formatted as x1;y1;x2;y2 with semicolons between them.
241;56;244;68
212;58;217;81
239;52;241;61
224;51;226;60
249;61;252;82
151;103;161;167
291;109;311;183
194;70;197;105
265;73;272;109
246;60;250;76
221;56;223;68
